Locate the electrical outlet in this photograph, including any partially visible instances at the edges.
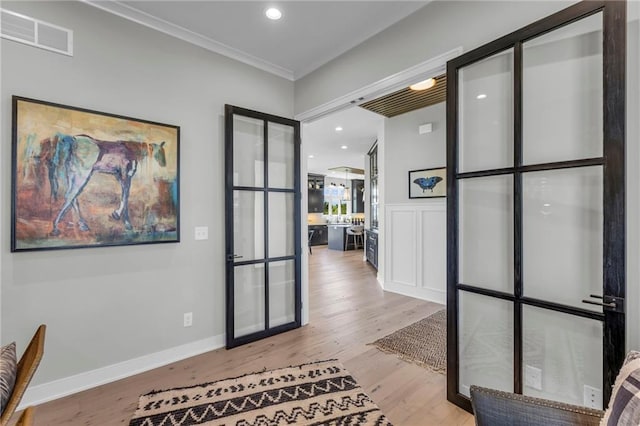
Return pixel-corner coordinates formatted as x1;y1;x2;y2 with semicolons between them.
525;365;542;390
584;385;603;409
195;226;208;240
460;384;471;397
183;312;193;327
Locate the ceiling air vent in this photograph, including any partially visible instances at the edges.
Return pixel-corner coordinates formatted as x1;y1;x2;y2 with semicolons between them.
1;9;73;56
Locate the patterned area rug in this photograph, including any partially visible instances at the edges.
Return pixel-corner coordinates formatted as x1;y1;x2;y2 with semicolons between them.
129;359;392;426
370;309;446;374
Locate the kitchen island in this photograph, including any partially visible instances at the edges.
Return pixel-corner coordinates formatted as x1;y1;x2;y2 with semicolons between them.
328;224;363;251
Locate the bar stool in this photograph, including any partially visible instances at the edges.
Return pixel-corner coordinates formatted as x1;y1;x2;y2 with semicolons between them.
345;225;364;250
308;229;314;254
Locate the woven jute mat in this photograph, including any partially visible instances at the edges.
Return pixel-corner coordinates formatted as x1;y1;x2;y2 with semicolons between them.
370;309;446;374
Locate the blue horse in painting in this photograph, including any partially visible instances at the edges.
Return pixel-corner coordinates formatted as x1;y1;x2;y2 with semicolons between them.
42;133;166;236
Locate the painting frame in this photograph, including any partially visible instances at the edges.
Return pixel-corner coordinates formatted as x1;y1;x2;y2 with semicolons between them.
408;167;446;199
11;96;180;252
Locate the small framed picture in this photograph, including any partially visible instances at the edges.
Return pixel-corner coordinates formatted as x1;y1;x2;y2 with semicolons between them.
408;167;446;199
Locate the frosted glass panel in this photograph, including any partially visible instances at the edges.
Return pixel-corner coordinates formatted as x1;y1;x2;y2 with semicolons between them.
268;122;295;189
233;115;264;187
523;167;602;312
523;305;603;408
234;264;265;338
459;175;514;293
459;49;514;172
268;192;295;258
523;13;603;165
459;291;514;396
233;191;264;262
269;260;295;327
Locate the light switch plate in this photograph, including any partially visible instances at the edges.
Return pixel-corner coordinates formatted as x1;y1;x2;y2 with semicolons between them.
525;365;542;390
195;226;208;240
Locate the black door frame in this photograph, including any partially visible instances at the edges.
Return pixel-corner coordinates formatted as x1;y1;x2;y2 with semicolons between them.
224;104;302;349
446;0;626;412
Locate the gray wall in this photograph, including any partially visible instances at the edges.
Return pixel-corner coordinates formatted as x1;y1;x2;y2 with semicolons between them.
1;1;293;385
384;103;446;204
294;1;574;115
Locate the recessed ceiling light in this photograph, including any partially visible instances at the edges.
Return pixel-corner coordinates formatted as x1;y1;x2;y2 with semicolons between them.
476;94;487;99
341;145;348;150
335;126;343;132
265;7;282;20
409;78;436;91
308;154;314;158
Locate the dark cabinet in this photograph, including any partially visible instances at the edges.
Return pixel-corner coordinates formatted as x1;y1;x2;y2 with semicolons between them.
308;174;325;213
351;179;365;213
309;225;328;246
368;143;378;229
366;230;378;269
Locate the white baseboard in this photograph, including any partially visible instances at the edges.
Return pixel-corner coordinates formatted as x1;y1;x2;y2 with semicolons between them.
20;334;225;409
384;282;446;305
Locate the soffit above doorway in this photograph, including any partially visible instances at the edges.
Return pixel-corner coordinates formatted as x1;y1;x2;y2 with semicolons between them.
359;74;446;118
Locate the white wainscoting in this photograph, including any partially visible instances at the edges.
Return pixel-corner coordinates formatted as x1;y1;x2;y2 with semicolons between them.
384;202;446;304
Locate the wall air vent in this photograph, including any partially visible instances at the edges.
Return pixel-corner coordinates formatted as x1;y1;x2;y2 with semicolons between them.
1;9;73;56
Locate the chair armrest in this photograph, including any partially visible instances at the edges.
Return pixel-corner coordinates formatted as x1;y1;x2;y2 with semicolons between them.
470;385;604;426
15;407;34;426
0;325;45;426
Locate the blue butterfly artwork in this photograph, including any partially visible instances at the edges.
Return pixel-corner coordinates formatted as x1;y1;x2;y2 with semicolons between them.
413;176;443;193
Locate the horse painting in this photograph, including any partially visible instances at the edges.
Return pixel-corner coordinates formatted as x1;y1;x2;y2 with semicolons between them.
41;133;167;236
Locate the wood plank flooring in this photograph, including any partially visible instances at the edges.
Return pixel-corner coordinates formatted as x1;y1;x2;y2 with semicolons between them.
23;246;473;425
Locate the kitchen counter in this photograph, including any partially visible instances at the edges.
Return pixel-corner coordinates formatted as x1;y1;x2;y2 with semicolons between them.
308;224;328;246
328;224;363;251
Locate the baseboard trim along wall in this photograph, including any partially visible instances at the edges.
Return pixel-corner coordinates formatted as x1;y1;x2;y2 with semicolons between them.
19;334;225;409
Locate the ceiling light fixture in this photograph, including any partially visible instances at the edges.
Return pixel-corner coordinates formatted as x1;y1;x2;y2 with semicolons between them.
265;7;282;20
476;94;487;99
341;145;348;150
308;154;314;158
335;126;343;132
409;78;436;91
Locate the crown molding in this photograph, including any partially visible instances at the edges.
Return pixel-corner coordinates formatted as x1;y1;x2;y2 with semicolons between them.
81;0;295;81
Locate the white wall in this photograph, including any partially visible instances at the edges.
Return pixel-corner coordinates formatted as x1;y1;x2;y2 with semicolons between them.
0;0;293;400
385;103;446;204
383;103;447;303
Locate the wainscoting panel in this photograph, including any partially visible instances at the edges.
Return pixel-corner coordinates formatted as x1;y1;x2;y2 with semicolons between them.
421;208;447;294
389;210;417;286
384;202;446;304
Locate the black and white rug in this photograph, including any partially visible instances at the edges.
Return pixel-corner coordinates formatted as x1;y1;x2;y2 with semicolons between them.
129;359;392;425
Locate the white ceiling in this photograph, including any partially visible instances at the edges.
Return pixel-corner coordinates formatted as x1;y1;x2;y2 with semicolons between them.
88;1;412;177
90;1;429;80
304;106;383;179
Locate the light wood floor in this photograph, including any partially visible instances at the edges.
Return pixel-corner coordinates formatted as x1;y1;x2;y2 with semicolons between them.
23;246;473;425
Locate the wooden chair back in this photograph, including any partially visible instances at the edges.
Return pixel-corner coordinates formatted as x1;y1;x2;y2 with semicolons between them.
0;325;46;426
14;407;34;426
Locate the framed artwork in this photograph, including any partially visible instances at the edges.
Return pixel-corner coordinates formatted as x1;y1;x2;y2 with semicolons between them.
408;167;446;199
11;96;180;251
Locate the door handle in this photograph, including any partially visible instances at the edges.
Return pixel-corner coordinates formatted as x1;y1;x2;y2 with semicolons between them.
581;294;624;313
227;254;243;261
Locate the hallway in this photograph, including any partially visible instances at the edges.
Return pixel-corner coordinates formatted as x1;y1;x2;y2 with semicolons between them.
28;247;472;425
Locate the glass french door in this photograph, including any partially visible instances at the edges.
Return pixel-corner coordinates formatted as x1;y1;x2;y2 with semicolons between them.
225;105;301;348
447;1;626;412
